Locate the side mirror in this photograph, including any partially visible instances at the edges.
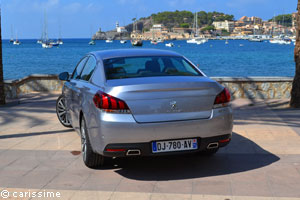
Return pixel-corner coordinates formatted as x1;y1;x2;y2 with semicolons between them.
58;72;70;81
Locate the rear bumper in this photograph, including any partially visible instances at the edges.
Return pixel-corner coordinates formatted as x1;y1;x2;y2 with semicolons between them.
87;106;233;155
103;134;231;157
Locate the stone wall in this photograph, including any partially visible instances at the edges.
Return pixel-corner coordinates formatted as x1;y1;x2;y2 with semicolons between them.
4;74;64;99
4;75;293;99
213;77;293;99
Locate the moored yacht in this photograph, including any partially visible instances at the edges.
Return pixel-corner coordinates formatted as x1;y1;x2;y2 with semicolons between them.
131;39;143;46
165;42;174;47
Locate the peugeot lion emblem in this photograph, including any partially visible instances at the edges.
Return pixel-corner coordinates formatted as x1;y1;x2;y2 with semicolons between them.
170;101;177;110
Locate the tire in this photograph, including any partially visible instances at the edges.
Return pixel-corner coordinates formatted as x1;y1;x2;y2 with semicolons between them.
80;116;106;168
56;95;72;128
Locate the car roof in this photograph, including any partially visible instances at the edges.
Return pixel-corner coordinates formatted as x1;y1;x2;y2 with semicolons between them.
90;49;182;60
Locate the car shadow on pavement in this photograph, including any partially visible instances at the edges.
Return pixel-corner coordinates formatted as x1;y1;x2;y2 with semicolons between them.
0;129;74;139
105;132;279;181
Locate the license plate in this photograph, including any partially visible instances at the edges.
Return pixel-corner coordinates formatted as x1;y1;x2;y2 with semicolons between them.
152;138;198;153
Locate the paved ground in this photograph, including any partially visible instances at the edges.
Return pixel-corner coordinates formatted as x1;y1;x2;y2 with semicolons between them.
0;93;300;200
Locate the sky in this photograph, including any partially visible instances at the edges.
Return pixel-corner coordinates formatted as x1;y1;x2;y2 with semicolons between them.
1;0;298;39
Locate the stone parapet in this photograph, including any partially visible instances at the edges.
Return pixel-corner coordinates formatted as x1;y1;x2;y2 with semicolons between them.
4;75;293;99
212;77;293;99
4;74;64;99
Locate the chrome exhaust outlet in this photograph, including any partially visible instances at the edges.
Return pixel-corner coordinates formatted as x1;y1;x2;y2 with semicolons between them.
126;149;141;156
207;142;219;149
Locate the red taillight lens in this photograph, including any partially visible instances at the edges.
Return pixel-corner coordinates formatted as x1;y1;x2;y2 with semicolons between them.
214;88;231;106
93;91;130;113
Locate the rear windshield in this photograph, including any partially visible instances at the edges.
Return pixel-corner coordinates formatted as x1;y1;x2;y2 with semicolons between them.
103;56;202;80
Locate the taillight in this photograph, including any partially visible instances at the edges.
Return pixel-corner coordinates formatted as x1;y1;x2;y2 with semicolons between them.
213;88;231;108
93;91;130;113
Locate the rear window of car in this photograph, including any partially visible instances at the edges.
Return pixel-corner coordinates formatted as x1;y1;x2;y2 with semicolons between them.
103;56;202;80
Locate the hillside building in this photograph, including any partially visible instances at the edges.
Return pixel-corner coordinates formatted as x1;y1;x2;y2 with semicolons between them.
212;20;235;32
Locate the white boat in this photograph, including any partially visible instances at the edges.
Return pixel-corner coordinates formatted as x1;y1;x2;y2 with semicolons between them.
187;38;198;44
165;42;174;47
40;10;53;48
106;39;113;43
42;42;53;48
120;40;127;44
13;40;20;45
196;38;208;45
50;41;59;47
13;31;21;45
58;39;63;45
225;40;229;45
89;40;96;45
249;37;263;42
131;39;143;46
270;39;291;45
150;40;158;45
10;25;14;43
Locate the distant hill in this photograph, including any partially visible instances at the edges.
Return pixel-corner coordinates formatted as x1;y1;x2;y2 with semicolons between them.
93;10;234;40
268;14;293;27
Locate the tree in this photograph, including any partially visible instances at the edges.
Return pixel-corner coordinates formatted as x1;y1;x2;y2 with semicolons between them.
269;14;293;27
291;1;300;108
221;29;230;36
0;8;5;105
201;25;215;32
180;23;190;28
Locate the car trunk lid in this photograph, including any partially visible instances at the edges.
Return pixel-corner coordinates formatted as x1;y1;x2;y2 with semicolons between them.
105;76;222;123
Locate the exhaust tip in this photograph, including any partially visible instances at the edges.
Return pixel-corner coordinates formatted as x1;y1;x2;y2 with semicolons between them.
126;149;141;156
207;142;219;149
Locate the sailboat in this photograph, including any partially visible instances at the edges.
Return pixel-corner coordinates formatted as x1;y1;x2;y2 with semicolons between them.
89;26;96;45
89;40;95;45
120;33;127;44
187;12;207;44
9;25;14;43
41;10;53;48
150;28;157;44
131;19;143;46
13;30;21;45
57;22;63;45
105;38;113;43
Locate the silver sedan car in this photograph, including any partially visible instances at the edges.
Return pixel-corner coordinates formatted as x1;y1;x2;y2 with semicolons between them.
56;49;233;168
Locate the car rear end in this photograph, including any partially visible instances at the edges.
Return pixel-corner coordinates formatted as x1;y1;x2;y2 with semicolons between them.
86;52;233;157
88;77;232;157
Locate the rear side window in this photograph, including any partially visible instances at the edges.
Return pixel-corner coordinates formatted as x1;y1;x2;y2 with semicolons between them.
80;56;97;81
103;56;202;80
71;57;88;79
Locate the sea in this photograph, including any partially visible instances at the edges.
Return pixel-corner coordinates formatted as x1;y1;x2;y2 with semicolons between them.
2;39;295;80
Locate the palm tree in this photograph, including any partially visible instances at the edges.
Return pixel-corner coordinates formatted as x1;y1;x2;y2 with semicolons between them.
0;8;5;105
291;1;300;108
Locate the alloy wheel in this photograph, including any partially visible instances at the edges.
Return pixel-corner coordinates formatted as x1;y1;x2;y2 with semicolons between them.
56;96;71;127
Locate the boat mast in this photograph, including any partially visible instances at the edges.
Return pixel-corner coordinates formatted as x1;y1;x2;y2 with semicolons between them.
42;9;49;43
10;25;14;41
195;12;198;37
45;10;48;42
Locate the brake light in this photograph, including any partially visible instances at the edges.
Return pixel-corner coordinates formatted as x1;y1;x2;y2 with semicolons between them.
213;88;231;108
93;91;130;113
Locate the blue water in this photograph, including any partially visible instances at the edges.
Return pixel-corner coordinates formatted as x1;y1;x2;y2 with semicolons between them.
2;39;295;80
